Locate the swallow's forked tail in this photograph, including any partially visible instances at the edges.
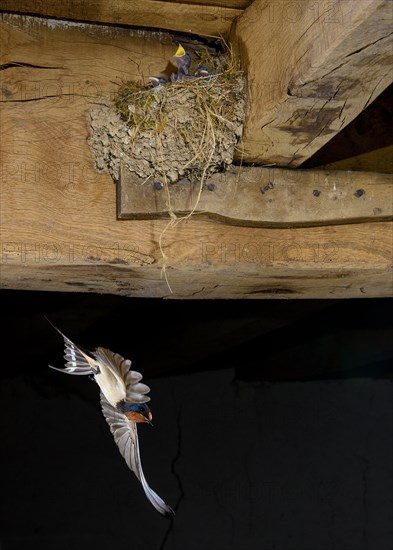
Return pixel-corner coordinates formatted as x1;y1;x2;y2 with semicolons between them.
47;320;97;376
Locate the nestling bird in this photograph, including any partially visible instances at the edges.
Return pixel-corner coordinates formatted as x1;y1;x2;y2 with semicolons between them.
48;322;175;519
148;76;169;88
193;65;210;78
173;43;191;80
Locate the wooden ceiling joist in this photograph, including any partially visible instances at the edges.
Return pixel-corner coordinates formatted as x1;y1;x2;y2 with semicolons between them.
0;13;392;299
232;0;393;166
0;0;245;37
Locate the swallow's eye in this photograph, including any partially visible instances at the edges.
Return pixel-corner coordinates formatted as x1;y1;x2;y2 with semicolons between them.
139;405;146;413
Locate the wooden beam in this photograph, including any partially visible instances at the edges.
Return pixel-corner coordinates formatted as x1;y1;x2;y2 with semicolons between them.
1;14;392;299
0;0;244;36
1;221;392;298
232;0;393;166
158;0;253;7
118;166;393;227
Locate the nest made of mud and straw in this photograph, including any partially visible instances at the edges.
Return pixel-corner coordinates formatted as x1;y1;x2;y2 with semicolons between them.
89;49;245;185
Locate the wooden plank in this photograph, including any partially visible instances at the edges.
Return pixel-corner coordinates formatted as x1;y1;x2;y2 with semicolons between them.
0;15;181;97
0;0;244;36
1;14;392;299
156;0;253;7
231;0;393;166
1;222;392;298
118;166;393;226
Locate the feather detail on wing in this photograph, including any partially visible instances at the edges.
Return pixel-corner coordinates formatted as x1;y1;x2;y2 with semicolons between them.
100;393;175;518
48;324;97;375
93;347;151;404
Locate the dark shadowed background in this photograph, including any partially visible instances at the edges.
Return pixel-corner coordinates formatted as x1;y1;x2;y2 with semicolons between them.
0;291;392;550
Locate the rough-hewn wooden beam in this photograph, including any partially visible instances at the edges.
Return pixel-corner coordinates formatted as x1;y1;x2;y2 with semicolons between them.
118;166;393;227
0;0;244;36
232;0;393;166
1;14;392;298
1;220;392;298
160;0;252;7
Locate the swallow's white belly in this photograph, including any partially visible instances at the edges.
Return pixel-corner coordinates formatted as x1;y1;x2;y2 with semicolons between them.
94;366;126;407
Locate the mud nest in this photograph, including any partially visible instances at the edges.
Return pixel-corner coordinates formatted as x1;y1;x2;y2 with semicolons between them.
87;50;246;185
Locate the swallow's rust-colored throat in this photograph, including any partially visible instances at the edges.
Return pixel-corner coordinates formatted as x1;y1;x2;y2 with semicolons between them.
125;410;153;424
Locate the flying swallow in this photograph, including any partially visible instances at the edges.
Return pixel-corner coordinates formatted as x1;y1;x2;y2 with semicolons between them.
48;323;175;519
173;44;191;80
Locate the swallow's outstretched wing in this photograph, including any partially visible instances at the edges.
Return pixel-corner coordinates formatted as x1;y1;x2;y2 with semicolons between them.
100;393;175;518
93;347;151;405
48;323;149;407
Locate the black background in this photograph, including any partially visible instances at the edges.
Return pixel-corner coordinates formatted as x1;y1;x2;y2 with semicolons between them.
0;291;392;550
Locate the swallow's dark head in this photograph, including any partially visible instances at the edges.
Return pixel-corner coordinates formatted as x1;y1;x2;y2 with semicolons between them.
122;402;153;425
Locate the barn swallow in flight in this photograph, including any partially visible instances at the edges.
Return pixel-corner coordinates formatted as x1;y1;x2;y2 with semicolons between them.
173;43;191;80
48;323;175;519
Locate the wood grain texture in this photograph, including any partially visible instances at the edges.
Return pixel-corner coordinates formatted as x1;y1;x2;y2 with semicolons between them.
1;14;392;298
118;166;393;226
159;0;252;8
0;0;243;36
232;0;393;166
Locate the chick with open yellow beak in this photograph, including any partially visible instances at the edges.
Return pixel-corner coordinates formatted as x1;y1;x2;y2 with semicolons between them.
173;43;191;81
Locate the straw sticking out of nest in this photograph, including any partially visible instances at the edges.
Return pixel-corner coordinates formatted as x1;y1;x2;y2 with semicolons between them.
88;45;246;186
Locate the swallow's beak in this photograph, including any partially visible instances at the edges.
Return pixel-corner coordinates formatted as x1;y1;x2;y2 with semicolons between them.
146;410;153;426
